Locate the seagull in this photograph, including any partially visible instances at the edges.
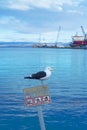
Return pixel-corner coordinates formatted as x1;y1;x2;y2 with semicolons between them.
24;67;53;85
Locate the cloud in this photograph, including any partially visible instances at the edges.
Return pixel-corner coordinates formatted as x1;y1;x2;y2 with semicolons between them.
0;16;21;30
67;10;84;15
0;0;84;11
0;16;49;34
0;16;33;32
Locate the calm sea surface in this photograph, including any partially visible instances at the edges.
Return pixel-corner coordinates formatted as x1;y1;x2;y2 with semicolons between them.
0;48;87;130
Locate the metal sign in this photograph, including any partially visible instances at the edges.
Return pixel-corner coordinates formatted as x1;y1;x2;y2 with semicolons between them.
23;85;51;107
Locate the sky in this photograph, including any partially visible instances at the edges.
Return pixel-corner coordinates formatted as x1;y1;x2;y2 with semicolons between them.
0;0;87;43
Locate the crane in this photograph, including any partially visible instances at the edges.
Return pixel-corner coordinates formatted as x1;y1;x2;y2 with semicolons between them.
55;26;61;47
81;26;87;40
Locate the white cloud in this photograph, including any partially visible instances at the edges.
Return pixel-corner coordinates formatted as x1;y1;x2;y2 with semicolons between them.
0;16;37;33
67;10;84;15
0;0;84;11
0;16;20;25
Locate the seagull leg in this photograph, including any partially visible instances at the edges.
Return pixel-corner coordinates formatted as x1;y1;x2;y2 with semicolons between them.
41;80;44;87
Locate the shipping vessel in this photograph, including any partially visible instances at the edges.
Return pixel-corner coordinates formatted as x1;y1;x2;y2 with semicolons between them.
70;26;87;48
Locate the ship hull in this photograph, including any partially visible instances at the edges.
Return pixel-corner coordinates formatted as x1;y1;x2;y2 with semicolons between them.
70;35;87;48
70;40;87;47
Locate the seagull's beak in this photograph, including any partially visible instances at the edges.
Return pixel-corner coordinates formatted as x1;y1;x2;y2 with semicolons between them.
50;67;54;71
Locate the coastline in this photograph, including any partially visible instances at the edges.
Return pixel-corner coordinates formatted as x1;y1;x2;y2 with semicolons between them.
0;42;87;49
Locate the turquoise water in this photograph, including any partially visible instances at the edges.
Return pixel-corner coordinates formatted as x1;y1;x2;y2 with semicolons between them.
0;48;87;130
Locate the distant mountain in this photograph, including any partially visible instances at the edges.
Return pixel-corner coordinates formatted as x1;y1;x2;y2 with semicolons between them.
0;41;36;47
0;41;71;48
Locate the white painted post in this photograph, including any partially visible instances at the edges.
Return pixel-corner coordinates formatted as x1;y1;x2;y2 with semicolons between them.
37;106;46;130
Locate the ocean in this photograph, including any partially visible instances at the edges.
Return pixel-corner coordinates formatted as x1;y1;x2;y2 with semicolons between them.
0;48;87;130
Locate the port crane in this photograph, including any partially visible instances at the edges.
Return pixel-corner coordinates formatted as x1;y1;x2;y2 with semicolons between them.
81;26;87;41
55;26;61;47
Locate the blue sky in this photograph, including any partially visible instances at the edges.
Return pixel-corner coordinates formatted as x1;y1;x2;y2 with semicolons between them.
0;0;87;42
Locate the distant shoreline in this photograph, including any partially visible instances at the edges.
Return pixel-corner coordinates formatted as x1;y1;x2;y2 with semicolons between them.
0;46;87;49
0;42;87;49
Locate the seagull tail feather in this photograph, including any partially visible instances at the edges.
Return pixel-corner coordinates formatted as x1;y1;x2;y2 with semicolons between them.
24;76;32;79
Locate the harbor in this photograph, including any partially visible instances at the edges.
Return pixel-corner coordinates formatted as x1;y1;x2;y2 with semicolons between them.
0;26;87;49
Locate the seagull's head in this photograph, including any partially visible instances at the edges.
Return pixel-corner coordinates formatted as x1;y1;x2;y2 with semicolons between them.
45;66;53;72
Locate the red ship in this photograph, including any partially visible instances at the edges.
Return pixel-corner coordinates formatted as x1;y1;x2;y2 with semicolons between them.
70;26;87;47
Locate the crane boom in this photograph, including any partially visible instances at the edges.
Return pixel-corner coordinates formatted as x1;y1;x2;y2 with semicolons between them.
81;26;87;41
80;26;87;40
55;26;61;46
81;26;85;36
